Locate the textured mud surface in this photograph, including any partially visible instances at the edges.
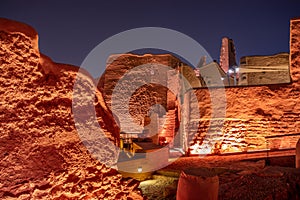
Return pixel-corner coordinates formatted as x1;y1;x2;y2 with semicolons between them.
0;18;143;199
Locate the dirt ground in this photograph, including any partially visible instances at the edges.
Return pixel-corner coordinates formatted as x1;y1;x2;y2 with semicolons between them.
139;151;300;200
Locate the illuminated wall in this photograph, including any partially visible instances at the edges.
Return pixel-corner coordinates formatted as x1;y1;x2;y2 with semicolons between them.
239;53;290;86
188;18;300;155
0;18;142;199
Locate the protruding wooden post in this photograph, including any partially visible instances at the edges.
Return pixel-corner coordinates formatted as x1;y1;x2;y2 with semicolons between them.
296;139;300;168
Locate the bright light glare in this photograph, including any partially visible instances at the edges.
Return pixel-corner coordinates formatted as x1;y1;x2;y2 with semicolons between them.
137;166;142;173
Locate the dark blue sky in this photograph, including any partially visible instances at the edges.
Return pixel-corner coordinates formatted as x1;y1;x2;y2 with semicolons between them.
1;0;300;67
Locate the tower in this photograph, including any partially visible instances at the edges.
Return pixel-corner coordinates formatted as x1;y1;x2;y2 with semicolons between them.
219;37;237;73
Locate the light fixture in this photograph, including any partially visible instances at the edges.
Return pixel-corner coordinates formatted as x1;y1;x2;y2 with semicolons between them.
228;69;234;74
137;166;142;173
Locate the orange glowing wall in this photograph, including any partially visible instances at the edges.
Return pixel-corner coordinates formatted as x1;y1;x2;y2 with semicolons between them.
189;18;300;155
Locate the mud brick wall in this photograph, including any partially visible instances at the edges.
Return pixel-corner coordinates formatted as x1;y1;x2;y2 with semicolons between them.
0;18;142;199
189;18;300;154
239;53;290;85
100;54;184;134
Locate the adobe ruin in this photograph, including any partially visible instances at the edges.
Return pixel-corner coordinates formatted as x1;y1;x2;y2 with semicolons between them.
1;16;300;199
100;18;300;157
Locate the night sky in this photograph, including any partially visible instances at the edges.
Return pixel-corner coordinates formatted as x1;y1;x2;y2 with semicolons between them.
1;0;300;67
